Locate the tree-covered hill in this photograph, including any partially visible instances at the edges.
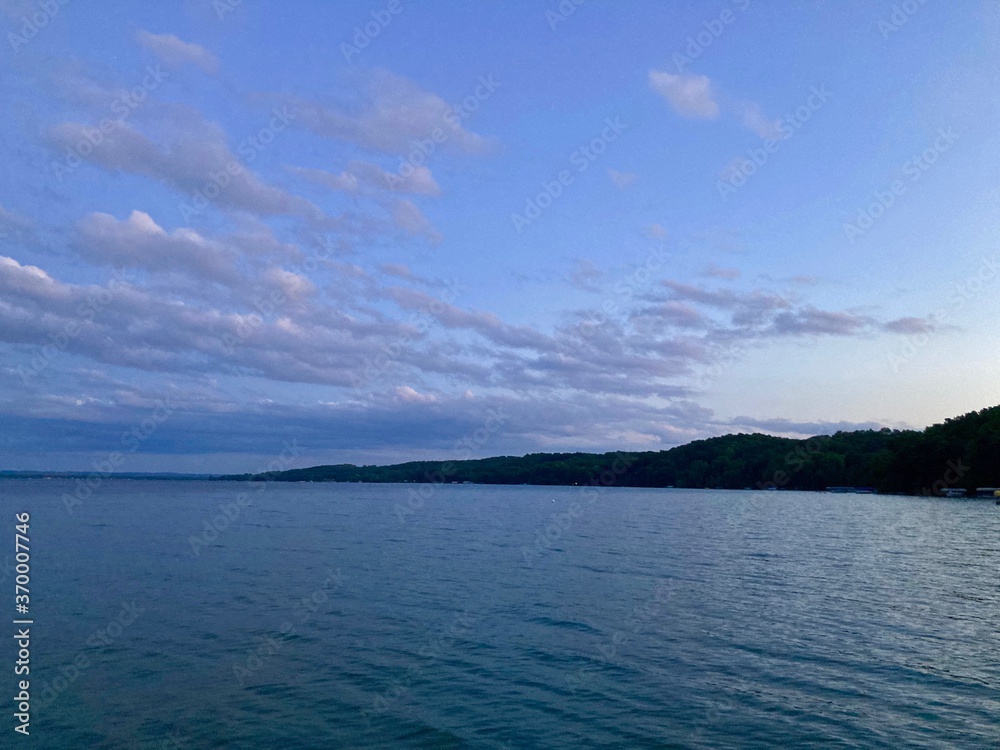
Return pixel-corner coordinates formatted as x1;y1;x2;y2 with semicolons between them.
219;406;1000;495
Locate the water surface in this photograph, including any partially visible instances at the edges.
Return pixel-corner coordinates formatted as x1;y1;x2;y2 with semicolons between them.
5;480;999;748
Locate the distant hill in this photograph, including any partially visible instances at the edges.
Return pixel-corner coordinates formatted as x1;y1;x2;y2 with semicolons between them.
0;471;213;480
223;405;1000;495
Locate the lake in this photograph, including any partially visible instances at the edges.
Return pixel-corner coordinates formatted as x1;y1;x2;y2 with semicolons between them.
5;479;1000;748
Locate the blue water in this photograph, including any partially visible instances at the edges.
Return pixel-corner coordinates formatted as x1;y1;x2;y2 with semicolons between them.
3;479;999;748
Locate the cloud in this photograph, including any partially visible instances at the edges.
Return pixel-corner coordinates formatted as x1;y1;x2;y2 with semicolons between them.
883;316;937;334
136;31;219;73
608;168;637;189
274;70;490;155
378;263;418;282
391;199;441;243
70;209;317;306
0;240;942;472
385;286;552;351
0;204;37;247
703;264;741;279
656;280;918;338
726;416;892;437
0;386;723;471
290;160;440;196
649;70;719;118
636;301;709;329
289;166;358;192
0;255;63;302
392;385;437;404
650;72;786;140
6;12;962;474
75;210;240;285
45;117;322;222
261;268;317;301
662;280;788;314
769;307;871;336
738;101;785;140
0;254;418;388
568;260;603;291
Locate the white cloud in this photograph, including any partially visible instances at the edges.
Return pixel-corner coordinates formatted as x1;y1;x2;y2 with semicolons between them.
738;101;785;140
261;268;317;301
608;168;637;189
290;166;359;193
137;31;219;73
391;199;442;243
290;161;440;196
649;70;720;118
0;255;61;299
650;72;784;140
275;70;490;155
75;210;240;285
46;118;321;222
393;385;437;404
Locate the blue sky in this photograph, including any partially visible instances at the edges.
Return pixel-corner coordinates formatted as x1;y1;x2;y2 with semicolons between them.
1;0;998;472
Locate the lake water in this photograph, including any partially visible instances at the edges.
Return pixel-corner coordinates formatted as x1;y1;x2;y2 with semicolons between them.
4;479;1000;748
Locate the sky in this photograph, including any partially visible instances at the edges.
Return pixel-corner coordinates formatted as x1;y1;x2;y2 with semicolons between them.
1;0;999;473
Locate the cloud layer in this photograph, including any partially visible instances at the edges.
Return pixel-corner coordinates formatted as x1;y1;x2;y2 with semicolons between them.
0;19;952;472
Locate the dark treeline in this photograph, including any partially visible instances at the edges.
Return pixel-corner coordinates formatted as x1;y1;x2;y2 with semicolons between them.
221;405;1000;495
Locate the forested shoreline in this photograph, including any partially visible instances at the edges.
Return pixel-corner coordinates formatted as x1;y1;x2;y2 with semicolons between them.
221;406;1000;496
